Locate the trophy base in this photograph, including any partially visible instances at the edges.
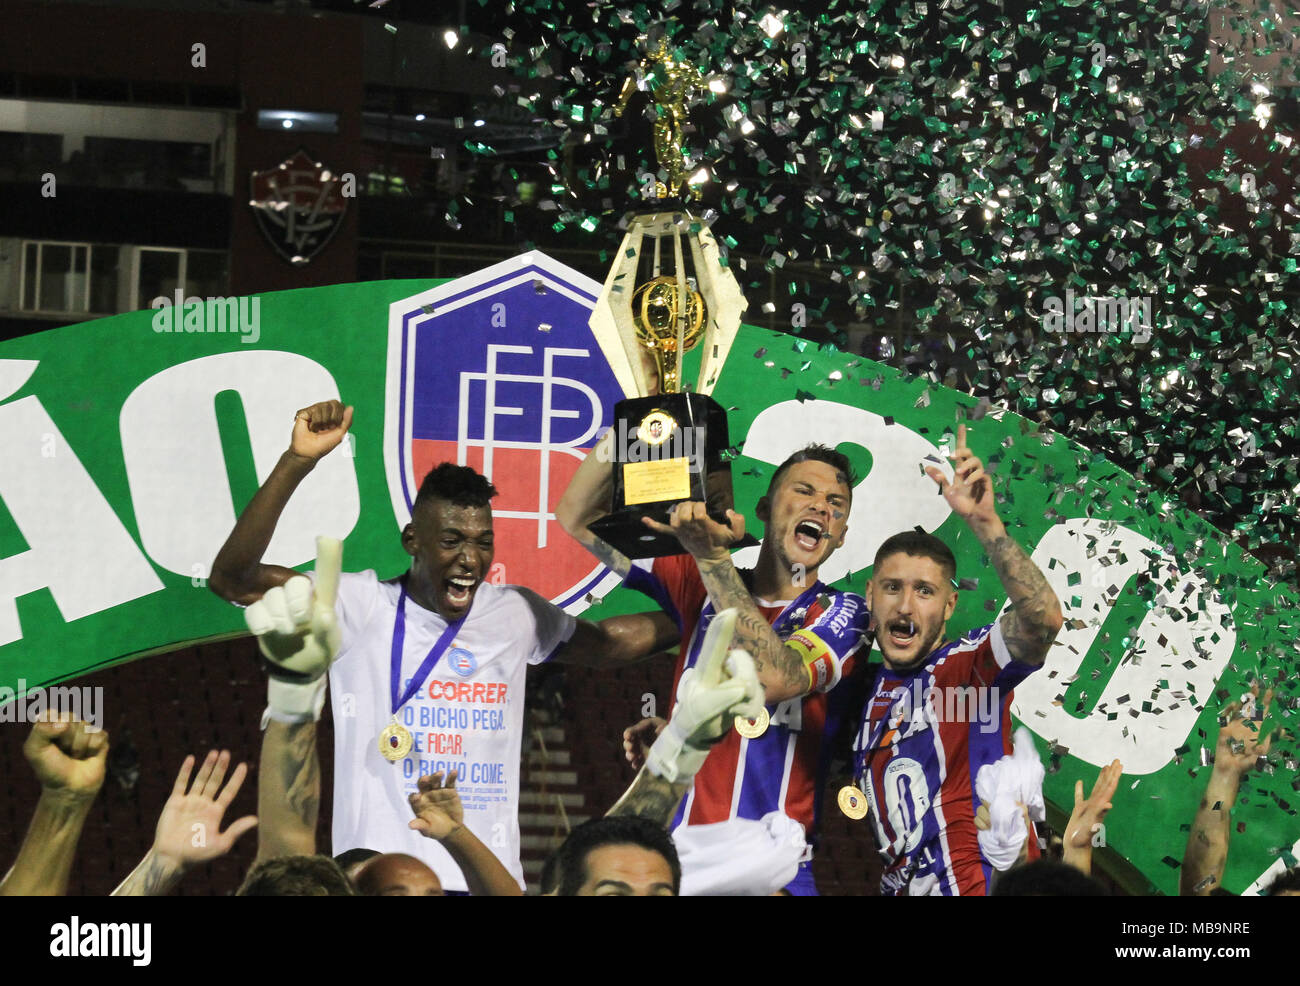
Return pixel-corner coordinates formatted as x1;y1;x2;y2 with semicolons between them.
587;505;760;560
585;391;759;560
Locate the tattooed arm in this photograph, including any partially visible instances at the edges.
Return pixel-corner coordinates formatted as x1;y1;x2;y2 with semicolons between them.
926;424;1063;666
113;851;182;898
555;429;635;579
697;553;815;702
607;768;692;826
1181;688;1272;895
257;722;320;861
976;523;1062;665
646;503;813;703
113;750;257;896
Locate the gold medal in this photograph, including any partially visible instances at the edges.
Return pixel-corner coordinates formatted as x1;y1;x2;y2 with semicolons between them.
379;719;413;762
838;785;868;820
734;706;770;738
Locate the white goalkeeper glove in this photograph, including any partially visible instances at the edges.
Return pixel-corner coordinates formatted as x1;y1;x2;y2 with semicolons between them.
246;536;342;724
646;608;764;783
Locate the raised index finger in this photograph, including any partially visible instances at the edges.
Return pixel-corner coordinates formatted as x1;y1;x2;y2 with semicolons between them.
314;536;343;609
956;423;969;453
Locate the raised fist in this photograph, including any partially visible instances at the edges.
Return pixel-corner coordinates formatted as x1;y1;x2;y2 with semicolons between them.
290;400;353;462
24;715;109;801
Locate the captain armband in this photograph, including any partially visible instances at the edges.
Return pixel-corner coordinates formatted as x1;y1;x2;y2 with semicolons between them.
786;630;839;694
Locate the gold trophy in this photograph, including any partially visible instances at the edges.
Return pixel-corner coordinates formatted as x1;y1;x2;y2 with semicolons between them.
614;37;711;202
586;39;756;557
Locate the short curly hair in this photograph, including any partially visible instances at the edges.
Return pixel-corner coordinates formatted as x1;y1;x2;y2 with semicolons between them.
873;529;957;583
414;462;498;512
766;444;857;498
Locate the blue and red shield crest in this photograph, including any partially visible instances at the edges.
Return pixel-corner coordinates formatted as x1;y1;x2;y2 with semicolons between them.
384;252;627;612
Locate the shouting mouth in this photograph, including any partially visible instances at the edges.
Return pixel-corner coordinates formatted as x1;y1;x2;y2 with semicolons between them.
886;618;917;650
444;575;478;611
794;519;826;552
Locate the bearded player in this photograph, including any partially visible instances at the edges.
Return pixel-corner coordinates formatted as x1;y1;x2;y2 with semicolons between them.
558;434;871;895
852;424;1063;895
210;399;677;893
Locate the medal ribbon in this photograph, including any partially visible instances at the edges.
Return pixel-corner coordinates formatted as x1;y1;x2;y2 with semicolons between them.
390;582;470;716
855;681;899;777
768;581;828;640
853;666;929;794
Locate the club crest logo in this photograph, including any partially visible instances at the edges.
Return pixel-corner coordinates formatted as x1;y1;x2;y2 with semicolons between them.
385;252;628;614
447;648;477;677
249;148;348;266
637;409;676;445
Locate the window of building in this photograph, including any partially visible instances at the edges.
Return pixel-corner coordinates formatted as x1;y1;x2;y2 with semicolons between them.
0;131;63;181
185;250;229;299
15;240;228;316
135;247;183;307
81;136;213;190
21;241;90;313
131;246;229;309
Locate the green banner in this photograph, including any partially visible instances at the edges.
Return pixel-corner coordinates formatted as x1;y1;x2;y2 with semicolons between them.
0;256;1294;895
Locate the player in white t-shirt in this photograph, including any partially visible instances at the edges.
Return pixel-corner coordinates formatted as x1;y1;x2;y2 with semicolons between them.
211;399;677;892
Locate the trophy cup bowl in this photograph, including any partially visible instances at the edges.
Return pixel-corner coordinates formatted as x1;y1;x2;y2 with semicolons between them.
632;275;707;394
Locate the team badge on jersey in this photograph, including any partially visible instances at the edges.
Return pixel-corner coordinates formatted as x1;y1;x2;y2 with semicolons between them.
385;253;628;613
447;647;477;676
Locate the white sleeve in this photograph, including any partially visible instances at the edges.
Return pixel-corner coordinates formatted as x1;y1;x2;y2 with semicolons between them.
511;586;578;665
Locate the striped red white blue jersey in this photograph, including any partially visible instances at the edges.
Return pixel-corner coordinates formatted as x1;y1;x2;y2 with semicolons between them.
852;622;1041;896
627;554;870;839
